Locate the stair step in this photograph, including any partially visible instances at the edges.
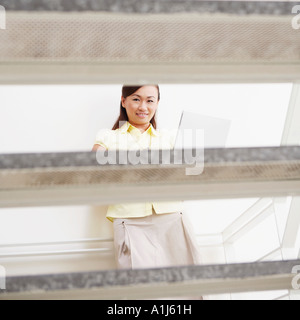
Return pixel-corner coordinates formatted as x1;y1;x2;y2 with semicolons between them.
1;259;299;299
1;146;300;207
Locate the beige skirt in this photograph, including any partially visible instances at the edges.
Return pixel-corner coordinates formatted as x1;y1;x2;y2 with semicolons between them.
113;209;202;270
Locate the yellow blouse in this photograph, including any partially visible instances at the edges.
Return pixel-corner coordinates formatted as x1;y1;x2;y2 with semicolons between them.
95;121;184;222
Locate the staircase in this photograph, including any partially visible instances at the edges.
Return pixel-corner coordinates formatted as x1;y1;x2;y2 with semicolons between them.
0;0;300;300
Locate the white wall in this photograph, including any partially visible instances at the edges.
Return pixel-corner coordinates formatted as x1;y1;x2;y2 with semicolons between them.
0;83;292;154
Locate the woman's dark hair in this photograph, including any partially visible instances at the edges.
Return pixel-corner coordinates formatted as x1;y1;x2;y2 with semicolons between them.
112;85;160;130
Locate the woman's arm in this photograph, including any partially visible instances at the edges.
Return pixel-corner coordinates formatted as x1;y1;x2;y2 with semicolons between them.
92;144;107;152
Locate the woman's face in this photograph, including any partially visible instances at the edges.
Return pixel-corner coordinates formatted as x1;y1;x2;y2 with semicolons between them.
122;86;159;126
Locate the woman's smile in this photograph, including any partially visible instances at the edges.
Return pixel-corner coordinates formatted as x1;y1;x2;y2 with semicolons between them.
136;113;149;119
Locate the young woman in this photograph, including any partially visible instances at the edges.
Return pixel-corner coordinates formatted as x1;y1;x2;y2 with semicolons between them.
92;85;202;270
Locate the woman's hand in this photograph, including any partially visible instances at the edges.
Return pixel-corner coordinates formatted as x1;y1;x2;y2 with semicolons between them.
92;144;107;152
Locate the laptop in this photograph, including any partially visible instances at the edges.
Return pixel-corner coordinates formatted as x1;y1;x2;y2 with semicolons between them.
173;110;231;150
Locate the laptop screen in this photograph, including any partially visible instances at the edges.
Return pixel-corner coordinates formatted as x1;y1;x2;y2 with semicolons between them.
174;111;231;150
